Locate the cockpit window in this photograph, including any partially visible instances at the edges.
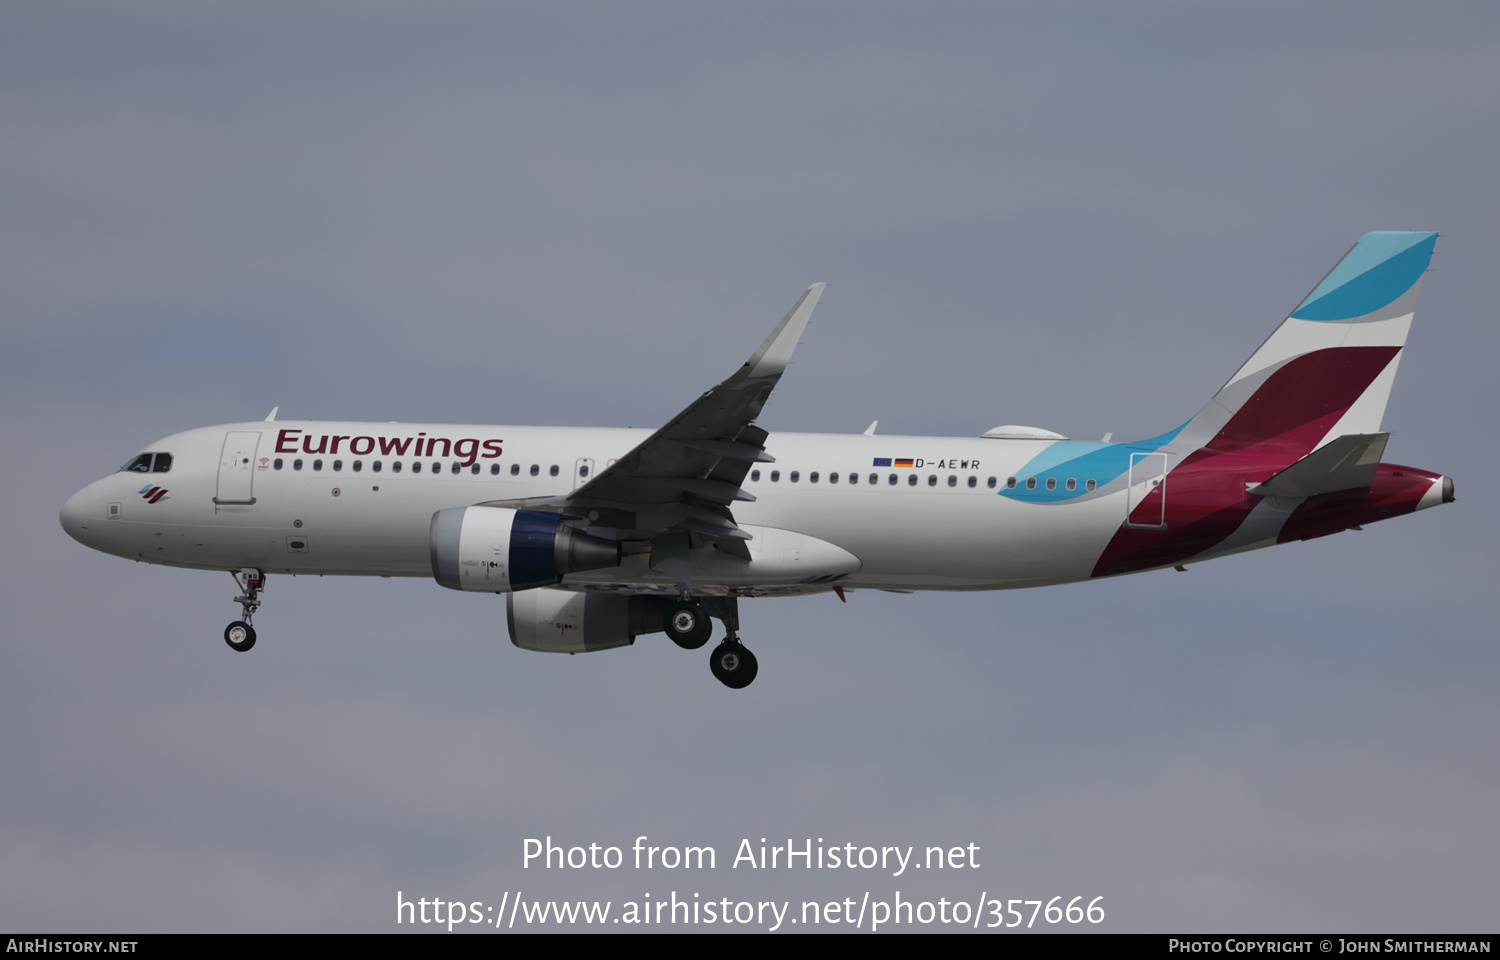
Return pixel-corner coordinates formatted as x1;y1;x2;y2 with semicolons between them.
122;453;171;473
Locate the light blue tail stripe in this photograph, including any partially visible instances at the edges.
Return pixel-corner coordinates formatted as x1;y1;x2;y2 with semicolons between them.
1291;231;1436;322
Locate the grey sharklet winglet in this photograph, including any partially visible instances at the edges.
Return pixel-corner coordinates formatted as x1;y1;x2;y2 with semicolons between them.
1248;433;1390;498
562;284;826;545
742;282;826;380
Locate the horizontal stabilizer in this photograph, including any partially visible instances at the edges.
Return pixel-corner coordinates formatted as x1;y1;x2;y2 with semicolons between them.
1248;433;1389;497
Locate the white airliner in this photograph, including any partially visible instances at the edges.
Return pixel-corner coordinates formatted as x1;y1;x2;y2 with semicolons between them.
61;232;1454;687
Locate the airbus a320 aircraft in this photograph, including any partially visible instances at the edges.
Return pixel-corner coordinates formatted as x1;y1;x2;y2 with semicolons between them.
61;231;1454;688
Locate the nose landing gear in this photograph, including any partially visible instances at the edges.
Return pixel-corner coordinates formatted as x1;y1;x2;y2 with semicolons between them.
224;620;256;652
225;568;263;652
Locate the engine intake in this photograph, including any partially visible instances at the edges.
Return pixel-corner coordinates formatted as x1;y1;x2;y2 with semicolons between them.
430;506;621;592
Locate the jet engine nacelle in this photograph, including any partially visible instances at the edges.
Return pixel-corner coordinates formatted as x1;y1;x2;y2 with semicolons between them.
508;587;670;653
430;506;621;593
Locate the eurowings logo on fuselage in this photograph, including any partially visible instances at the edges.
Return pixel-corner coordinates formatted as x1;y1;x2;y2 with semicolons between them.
272;429;504;468
138;485;168;504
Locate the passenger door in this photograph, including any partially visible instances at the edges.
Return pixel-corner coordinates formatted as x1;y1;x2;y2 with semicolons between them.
215;431;261;505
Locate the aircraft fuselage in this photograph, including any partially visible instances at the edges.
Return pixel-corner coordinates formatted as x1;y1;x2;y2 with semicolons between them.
60;419;1450;593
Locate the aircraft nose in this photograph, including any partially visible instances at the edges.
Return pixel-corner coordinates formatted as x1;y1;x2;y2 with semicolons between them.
59;485;94;544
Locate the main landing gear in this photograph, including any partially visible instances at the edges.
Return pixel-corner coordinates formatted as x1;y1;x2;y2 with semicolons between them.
666;596;758;689
224;568;263;652
663;599;712;649
709;641;757;690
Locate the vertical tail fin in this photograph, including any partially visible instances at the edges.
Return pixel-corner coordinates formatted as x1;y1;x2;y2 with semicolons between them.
1173;231;1436;458
1094;232;1441;577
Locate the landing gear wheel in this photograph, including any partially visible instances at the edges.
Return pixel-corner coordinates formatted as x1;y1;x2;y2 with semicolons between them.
664;600;713;649
709;641;758;689
226;569;264;652
224;621;257;652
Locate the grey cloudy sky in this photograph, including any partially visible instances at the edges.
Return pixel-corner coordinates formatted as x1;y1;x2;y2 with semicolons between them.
3;1;1497;932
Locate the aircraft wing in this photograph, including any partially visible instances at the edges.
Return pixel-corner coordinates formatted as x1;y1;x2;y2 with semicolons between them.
490;283;825;567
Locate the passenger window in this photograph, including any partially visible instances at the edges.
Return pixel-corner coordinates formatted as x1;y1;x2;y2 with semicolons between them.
968;476;977;488
809;472;819;483
1025;477;1036;490
530;464;539;476
790;471;800;483
432;462;442;474
849;473;858;485
908;474;917;486
122;454;153;473
391;461;402;473
471;464;480;475
152;453;173;473
1046;477;1056;490
1086;479;1096;491
948;475;957;487
274;459;284;470
1066;478;1076;491
293;459;303;471
550;465;559;477
987;476;996;488
829;472;838;484
313;459;323;471
491;463;500;475
751;469;761;481
333;460;343;472
770;470;780;482
353;461;362;472
372;461;382;473
451;462;461;474
928;475;937;486
511;464;520;476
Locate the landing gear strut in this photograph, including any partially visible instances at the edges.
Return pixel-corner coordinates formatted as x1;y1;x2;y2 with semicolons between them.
225;568;263;652
702;596;757;689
